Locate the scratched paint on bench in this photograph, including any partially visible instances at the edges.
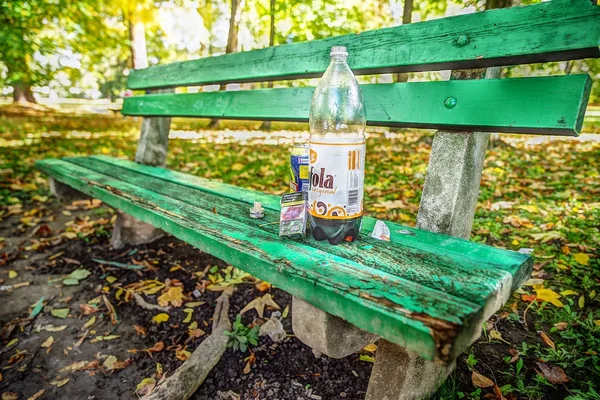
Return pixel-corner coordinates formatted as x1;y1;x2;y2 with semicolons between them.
36;156;532;363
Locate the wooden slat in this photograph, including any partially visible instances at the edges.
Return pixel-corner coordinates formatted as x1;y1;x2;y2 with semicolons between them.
87;154;532;292
127;0;600;89
36;156;532;362
122;75;592;136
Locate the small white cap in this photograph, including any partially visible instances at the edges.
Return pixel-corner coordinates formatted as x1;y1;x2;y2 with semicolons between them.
330;46;348;57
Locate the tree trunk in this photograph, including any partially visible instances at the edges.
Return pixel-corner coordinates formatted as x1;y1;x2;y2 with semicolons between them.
8;55;37;104
12;82;36;104
393;0;413;83
260;0;276;131
209;0;244;129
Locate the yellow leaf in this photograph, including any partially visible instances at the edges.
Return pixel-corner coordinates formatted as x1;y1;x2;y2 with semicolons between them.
590;290;596;299
152;313;169;324
363;343;377;353
240;294;280;318
106;276;117;284
41;336;54;348
101;147;110;154
182;308;194;324
136;378;156;397
399;213;412;222
185;302;205;308
8;270;17;279
574;253;589;266
176;348;191;361
594;320;600;327
578;295;585;309
515;204;539;213
83;316;96;330
535;288;564;308
169;265;183;272
230;163;244;171
282;305;289;319
560;290;577;296
103;355;117;369
158;286;185;308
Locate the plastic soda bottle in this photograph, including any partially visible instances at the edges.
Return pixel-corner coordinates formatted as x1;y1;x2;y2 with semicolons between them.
308;46;366;245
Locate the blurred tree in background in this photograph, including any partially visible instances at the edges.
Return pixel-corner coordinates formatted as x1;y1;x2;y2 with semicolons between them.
0;0;598;104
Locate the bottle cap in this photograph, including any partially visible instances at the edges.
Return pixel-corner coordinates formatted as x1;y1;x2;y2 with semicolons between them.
330;46;348;57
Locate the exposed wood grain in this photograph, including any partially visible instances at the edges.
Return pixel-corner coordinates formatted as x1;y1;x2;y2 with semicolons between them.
36;156;532;362
127;0;600;89
122;75;591;136
85;154;533;290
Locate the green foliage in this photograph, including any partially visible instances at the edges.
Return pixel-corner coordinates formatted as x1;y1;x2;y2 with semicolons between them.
225;314;259;353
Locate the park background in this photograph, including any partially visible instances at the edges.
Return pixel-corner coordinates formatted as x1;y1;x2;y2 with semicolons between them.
0;1;599;399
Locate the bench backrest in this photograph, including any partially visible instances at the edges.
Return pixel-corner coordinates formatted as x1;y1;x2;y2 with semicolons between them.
122;0;600;136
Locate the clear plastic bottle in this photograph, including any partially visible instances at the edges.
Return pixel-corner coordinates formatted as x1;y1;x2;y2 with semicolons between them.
308;46;366;245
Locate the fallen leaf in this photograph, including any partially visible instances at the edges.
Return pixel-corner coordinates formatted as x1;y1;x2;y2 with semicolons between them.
240;294;280;318
539;331;555;350
515;204;539;214
471;369;494;388
359;354;375;363
103;355;117;369
62;278;80;286
560;290;577;296
28;297;45;319
50;378;70;387
175;348;191;361
158;286;185;308
578;295;585;309
59;361;90;372
535;288;564;307
282;305;289;319
79;304;99;315
106;276;117;284
83;316;96;330
363;343;377;353
535;361;569;384
573;253;589;266
530;231;565;243
183;308;194;323
133;324;147;337
67;269;91;281
135;377;156;397
185;302;205;308
103;295;118;325
51;308;70;319
152;313;169;324
26;389;45;400
90;335;120;343
41;336;54;348
6;339;18;348
41;325;68;332
2;393;18;400
554;322;568;331
255;281;271;292
8;271;17;279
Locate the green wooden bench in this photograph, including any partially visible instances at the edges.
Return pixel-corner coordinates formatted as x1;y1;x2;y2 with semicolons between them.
37;0;599;398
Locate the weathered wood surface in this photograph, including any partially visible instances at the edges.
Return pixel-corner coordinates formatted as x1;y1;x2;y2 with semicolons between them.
127;0;600;89
122;75;591;136
36;156;531;363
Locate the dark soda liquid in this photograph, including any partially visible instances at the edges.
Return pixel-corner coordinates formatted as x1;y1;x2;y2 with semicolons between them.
310;215;362;245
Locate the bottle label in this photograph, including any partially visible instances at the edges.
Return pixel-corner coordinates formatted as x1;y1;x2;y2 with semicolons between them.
308;140;365;219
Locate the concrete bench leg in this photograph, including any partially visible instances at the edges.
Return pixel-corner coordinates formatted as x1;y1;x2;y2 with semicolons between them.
111;211;165;249
49;177;89;202
292;297;378;358
366;340;454;400
111;93;172;249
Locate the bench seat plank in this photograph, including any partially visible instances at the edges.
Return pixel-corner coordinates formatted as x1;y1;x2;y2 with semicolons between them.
127;0;600;89
122;75;592;136
36;156;531;363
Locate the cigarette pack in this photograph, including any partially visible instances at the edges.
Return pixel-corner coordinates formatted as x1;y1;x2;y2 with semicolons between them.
279;192;307;238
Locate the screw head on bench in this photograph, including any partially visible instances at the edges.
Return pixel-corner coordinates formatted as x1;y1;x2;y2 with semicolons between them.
455;35;470;47
444;96;457;109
